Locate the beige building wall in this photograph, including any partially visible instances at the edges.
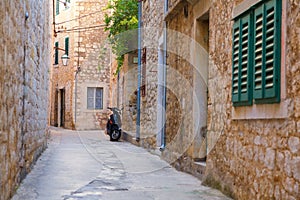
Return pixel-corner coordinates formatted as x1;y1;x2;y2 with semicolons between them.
74;0;110;130
0;1;51;199
50;0;78;129
50;0;111;130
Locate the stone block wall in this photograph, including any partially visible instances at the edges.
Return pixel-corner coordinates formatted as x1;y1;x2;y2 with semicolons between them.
74;0;111;130
0;1;50;200
139;0;165;138
161;0;300;199
203;0;300;199
162;0;209;173
50;0;78;129
50;0;111;130
110;54;138;133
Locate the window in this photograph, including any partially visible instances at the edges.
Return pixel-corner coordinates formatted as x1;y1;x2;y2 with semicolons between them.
232;0;281;106
56;0;60;15
54;42;59;65
87;87;103;109
65;37;69;56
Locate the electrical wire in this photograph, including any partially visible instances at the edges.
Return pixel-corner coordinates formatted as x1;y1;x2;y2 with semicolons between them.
57;24;106;33
55;10;104;25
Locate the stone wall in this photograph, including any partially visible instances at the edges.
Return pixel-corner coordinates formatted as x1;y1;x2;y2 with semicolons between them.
162;0;209;176
204;0;300;199
0;1;50;200
49;0;111;130
162;0;300;199
109;0;165;139
110;54;138;133
139;0;165;138
74;0;111;130
49;0;78;129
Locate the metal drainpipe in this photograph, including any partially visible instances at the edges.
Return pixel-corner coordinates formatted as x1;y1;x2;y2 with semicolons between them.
74;70;78;123
160;0;168;150
136;0;142;142
117;72;120;108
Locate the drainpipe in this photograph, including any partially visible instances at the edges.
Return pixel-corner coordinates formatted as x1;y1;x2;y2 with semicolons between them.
74;68;80;124
160;0;168;151
117;72;120;108
136;0;142;142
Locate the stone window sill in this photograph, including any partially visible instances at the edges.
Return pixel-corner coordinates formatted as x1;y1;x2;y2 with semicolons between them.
232;99;289;120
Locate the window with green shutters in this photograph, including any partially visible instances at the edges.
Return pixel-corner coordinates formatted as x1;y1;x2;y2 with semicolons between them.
232;0;281;106
55;42;59;65
65;37;69;56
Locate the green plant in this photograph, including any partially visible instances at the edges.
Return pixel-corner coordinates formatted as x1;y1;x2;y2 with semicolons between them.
103;0;138;74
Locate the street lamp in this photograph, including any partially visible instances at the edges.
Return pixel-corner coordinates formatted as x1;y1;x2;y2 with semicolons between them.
61;54;69;66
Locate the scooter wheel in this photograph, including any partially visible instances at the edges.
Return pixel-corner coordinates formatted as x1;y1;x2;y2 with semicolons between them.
110;129;121;141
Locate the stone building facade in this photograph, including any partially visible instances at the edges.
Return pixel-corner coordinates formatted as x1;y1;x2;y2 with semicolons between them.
109;0;165;145
0;1;50;200
162;0;210;178
110;53;138;133
115;0;299;199
165;0;300;199
50;0;111;130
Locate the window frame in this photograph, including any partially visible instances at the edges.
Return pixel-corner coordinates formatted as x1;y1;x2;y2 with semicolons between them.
87;87;103;110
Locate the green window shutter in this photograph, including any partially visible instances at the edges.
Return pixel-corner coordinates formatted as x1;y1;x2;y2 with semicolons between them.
65;37;69;56
232;21;240;103
55;42;59;65
253;0;281;103
56;0;60;15
232;14;252;106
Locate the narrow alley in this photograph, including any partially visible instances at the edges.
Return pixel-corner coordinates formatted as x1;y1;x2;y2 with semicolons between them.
12;128;230;200
1;0;299;199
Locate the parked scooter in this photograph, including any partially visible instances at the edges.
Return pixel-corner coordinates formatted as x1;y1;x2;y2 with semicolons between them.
106;107;122;141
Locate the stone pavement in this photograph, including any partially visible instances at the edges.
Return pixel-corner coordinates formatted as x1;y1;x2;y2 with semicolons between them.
12;127;231;200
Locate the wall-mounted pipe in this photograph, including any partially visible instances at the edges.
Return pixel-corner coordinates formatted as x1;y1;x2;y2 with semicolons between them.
136;0;142;142
160;0;169;151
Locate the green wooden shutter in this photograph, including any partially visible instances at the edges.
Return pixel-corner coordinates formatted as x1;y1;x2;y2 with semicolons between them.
55;42;59;65
65;37;69;56
232;21;240;103
253;0;281;103
232;14;252;106
56;0;59;15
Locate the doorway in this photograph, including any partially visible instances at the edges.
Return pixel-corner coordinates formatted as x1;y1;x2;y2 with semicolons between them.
54;89;59;127
59;88;65;127
193;11;209;161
